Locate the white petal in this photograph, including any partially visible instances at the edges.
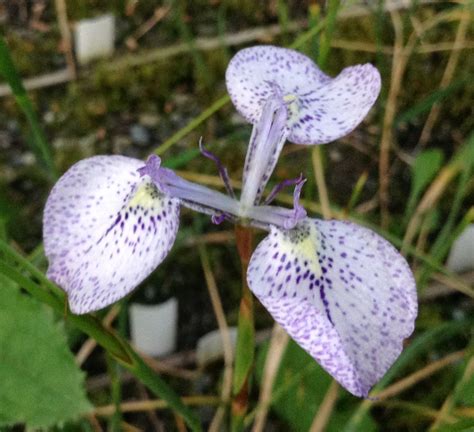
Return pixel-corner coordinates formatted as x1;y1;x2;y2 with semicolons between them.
290;64;381;145
43;155;180;314
226;45;381;145
247;219;417;396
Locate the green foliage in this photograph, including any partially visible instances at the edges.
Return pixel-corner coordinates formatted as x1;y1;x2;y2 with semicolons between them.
434;419;474;432
255;339;376;431
0;239;202;431
0;281;91;428
233;290;255;395
404;148;444;223
1;2;473;430
454;363;474;406
395;78;467;125
0;37;57;179
343;319;473;432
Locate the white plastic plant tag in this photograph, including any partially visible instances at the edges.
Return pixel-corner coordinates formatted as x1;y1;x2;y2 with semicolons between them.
196;327;238;367
446;224;474;273
130;298;178;356
74;14;115;64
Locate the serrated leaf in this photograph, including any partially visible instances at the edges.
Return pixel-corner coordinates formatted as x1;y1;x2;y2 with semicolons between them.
0;282;91;428
255;339;376;432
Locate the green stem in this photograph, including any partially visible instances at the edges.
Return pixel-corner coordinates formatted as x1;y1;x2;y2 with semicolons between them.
317;0;341;67
231;225;255;431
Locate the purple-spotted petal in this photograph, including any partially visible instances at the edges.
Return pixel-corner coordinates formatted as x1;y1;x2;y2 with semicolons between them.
43;155;180;314
247;219;417;397
226;45;381;145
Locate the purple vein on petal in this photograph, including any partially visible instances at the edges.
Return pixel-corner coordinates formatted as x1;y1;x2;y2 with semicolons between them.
43;155;180;314
247;218;417;397
226;45;381;145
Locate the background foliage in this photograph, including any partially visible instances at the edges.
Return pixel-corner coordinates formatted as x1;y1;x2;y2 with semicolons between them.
0;0;473;430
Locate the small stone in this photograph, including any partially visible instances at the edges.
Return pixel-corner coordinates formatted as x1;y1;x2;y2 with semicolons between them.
130;124;150;146
43;111;55;124
113;135;132;153
139;113;160;128
0;131;11;149
20;152;36;166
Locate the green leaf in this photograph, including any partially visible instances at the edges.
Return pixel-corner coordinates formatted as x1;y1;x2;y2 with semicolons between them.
232;292;255;395
0;247;201;431
343;319;473;432
433;419;474;432
395;78;466;125
456;366;474;406
412;149;445;203
255;340;375;432
317;0;341;67
0;282;91;428
0;36;57;179
453;133;474;167
404;149;444;223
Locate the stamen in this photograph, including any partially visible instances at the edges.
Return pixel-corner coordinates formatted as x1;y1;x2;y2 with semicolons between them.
239;96;289;210
211;212;231;225
139;155;306;231
199;138;236;199
139;155;240;220
289;178;307;229
263;173;304;205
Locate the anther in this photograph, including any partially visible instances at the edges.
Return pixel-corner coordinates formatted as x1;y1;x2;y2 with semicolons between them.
263;173;304;205
199;138;236;199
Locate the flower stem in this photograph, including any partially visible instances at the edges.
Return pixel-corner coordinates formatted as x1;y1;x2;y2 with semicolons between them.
231;225;255;431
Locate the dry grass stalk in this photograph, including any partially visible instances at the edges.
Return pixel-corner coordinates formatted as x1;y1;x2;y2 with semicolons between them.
75;304;120;366
54;0;76;78
309;380;340;432
126;6;170;50
93;396;220;417
379;10;404;229
331;39;474;54
312;147;332;219
375;350;465;400
429;354;474;430
418;9;471;146
252;324;289;432
402;162;461;252
378;7;467;228
139;351;199;381
0;1;451;98
430;272;474;299
86;413;104;432
199;246;234;432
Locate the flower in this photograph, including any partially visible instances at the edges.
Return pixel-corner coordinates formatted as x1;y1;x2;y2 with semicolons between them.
43;45;416;397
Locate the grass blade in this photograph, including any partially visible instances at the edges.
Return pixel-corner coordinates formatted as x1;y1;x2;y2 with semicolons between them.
0;37;57;179
0;240;202;431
